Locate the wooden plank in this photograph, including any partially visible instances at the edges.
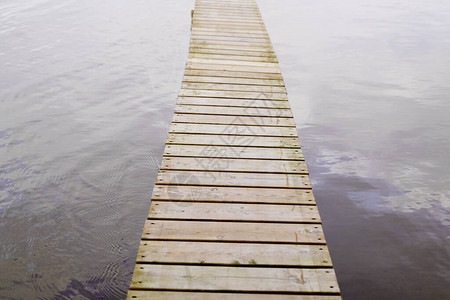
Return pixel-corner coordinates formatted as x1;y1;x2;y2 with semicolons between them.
194;7;260;12
136;241;331;266
141;220;325;244
171;114;296;126
196;3;257;7
189;42;274;52
149;202;320;223
188;51;276;61
189;48;276;58
188;57;280;67
156;170;310;188
191;29;269;38
194;12;261;18
194;7;260;13
193;14;261;19
179;89;287;100
196;2;257;6
192;23;267;30
192;23;265;28
193;18;265;24
196;2;258;5
130;265;338;293
191;35;270;44
151;185;315;204
191;33;271;47
176;97;290;108
196;1;257;4
192;24;267;32
189;53;277;63
181;82;287;93
183;75;284;86
194;9;262;15
174;105;293;118
128;291;341;300
189;41;273;51
165;134;300;147
195;3;259;8
163;145;304;160
184;69;283;80
191;32;269;40
186;63;281;74
176;97;288;109
192;26;267;33
195;2;258;6
195;4;259;10
194;13;262;20
191;27;270;36
168;123;296;136
160;156;306;173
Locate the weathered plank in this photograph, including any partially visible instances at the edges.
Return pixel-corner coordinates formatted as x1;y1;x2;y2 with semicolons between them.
191;33;269;41
131;265;338;293
183;75;284;86
174;105;293;117
165;134;300;147
191;29;270;39
189;48;276;58
194;10;262;16
156;170;310;188
142;220;325;244
192;23;267;31
136;241;331;266
181;82;287;93
193;20;266;27
179;89;287;101
128;291;341;300
163;145;304;160
171;114;296;126
149;201;320;223
194;13;263;20
194;7;261;13
151;185;316;204
190;37;270;47
191;28;270;38
168;123;297;136
186;63;281;74
176;97;290;108
187;58;279;69
187;57;278;65
191;34;270;43
188;42;275;53
189;53;277;63
160;156;306;173
184;69;283;80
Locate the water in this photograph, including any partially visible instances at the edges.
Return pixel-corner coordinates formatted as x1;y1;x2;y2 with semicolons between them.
0;0;449;299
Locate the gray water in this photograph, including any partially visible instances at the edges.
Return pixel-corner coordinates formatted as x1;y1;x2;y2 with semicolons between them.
0;0;449;299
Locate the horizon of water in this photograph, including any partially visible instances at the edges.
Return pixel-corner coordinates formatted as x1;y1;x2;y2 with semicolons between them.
1;0;449;299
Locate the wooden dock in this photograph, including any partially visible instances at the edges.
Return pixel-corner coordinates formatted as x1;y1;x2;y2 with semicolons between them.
127;0;341;298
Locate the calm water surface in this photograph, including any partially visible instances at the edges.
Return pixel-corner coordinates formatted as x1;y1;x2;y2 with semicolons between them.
1;0;449;299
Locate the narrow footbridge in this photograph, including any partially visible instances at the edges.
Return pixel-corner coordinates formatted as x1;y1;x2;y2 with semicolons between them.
127;0;341;298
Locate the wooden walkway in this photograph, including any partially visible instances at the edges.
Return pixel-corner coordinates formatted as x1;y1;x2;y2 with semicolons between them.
127;0;341;298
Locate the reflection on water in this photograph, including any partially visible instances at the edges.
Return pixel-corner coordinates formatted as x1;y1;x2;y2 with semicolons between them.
260;0;450;298
0;0;191;298
0;0;449;299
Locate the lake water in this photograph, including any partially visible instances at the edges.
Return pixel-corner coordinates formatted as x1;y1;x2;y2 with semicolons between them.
0;0;449;299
